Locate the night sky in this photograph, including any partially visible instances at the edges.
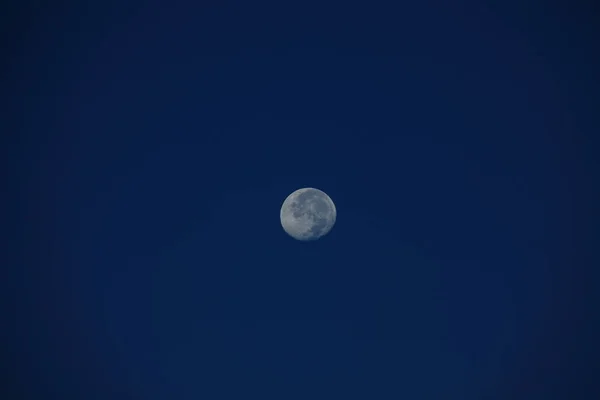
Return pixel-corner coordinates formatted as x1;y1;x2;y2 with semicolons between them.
4;1;599;399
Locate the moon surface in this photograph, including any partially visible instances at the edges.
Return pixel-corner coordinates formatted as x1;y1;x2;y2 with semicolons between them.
280;188;337;241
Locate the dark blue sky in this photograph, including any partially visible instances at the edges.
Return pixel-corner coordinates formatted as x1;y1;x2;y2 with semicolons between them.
5;1;598;399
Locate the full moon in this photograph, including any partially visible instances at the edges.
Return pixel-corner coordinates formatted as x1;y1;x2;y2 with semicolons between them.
280;188;337;241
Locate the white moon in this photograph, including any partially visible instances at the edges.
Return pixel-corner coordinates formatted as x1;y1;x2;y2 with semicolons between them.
280;188;337;241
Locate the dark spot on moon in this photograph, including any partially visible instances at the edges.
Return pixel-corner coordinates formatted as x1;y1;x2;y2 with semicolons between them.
308;215;328;237
291;190;319;218
312;198;329;215
296;190;318;204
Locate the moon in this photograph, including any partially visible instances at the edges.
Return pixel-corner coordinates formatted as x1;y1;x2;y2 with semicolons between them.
280;188;337;241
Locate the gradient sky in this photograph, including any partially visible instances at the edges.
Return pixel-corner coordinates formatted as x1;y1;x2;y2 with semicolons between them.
4;1;598;399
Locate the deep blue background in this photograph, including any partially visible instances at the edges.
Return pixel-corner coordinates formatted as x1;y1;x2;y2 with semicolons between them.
4;1;599;399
